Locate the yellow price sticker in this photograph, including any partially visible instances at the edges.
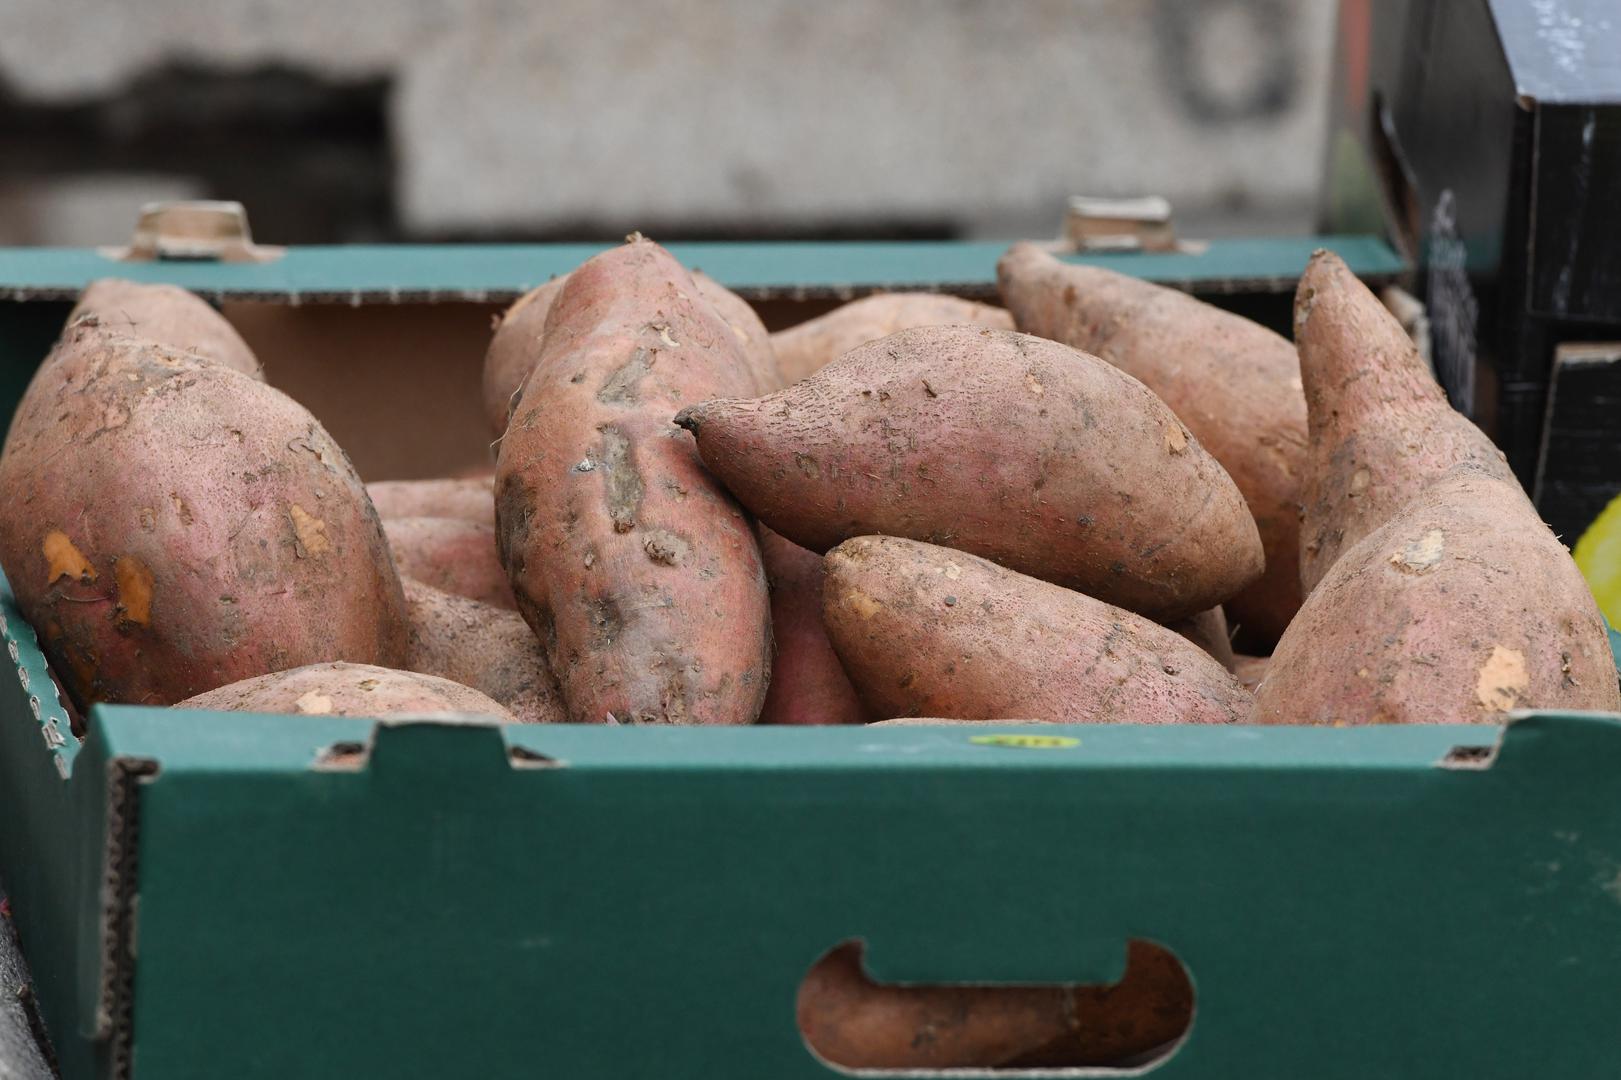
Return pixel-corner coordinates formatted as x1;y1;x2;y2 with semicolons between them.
968;734;1080;750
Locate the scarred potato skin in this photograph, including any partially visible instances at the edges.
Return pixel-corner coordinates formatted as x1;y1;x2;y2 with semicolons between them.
400;579;564;724
822;536;1249;724
1294;249;1517;592
1253;467;1621;725
771;292;1014;386
494;238;771;725
70;278;263;379
757;527;869;725
367;477;494;526
482;270;774;436
998;241;1306;642
175;661;513;722
383;516;516;610
0;328;408;709
678;326;1263;622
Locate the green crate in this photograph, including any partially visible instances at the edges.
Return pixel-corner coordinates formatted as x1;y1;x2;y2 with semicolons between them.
13;237;1616;1080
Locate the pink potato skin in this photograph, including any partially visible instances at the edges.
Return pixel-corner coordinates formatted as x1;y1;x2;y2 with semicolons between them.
482;270;775;436
1167;607;1236;671
367;477;495;526
494;238;771;725
383;516;516;610
677;325;1262;623
997;241;1306;643
770;292;1014;386
400;580;565;724
1293;250;1517;592
70;278;264;379
757;527;869;725
176;661;514;722
0;328;407;709
482;276;569;436
1253;467;1620;725
3;279;264;460
822;535;1249;725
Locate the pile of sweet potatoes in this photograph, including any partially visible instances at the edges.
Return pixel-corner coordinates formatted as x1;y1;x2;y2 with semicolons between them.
2;242;1611;730
1;238;1615;1070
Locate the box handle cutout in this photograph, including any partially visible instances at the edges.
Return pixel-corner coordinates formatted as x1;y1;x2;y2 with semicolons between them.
798;939;1192;1075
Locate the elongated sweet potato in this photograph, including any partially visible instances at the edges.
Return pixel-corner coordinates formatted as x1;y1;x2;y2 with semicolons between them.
176;661;513;722
1294;250;1517;591
401;579;564;724
678;326;1262;621
482;270;774;436
495;237;771;725
482;276;568;436
0;328;407;708
757;527;868;725
384;516;515;610
998;242;1306;642
70;278;263;378
1253;467;1621;724
367;477;494;526
798;940;1192;1070
771;292;1014;385
822;536;1249;723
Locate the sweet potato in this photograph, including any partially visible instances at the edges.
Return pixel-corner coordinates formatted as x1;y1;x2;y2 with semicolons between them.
1294;249;1517;591
1002;941;1195;1069
367;477;494;526
1253;467;1621;724
757;528;868;725
175;661;513;722
797;943;1075;1070
822;536;1249;724
482;270;774;436
494;237;770;725
69;278;263;379
678;325;1262;622
798;940;1191;1070
1167;607;1236;671
771;292;1014;385
1233;654;1271;693
692;271;779;392
401;579;564;724
0;328;407;708
3;280;265;461
482;276;568;436
383;516;516;610
998;241;1306;642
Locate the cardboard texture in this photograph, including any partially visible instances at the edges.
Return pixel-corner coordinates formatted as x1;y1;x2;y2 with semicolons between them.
17;236;1616;1078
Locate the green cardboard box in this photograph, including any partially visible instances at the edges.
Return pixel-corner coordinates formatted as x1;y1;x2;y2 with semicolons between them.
13;234;1616;1080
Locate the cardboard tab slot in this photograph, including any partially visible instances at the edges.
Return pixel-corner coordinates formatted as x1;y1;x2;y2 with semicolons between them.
798;939;1192;1074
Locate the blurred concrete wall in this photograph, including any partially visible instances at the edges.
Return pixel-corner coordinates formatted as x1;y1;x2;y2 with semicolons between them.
0;0;1335;242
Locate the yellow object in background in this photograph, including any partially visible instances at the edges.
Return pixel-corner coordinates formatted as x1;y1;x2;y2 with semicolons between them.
1574;491;1621;626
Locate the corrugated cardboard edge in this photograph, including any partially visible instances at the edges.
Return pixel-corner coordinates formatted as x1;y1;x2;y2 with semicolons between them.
95;753;158;1080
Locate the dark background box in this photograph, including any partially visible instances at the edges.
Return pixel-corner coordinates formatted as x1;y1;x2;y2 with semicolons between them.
1321;0;1621;545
